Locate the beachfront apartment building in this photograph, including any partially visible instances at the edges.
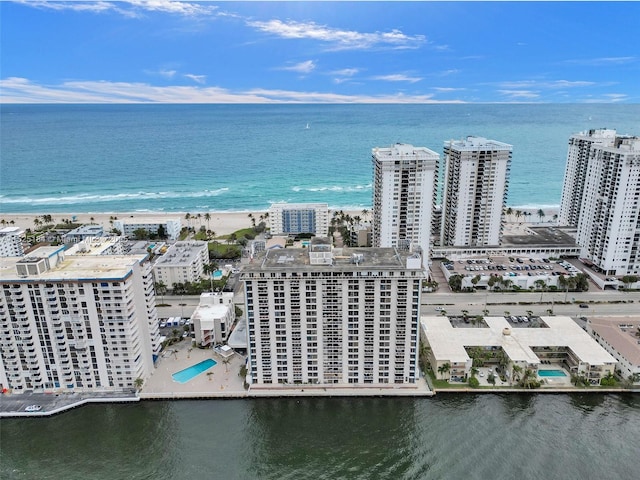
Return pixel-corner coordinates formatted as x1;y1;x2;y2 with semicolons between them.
440;136;512;247
587;316;640;384
0;227;24;257
268;203;329;236
65;236;125;256
153;241;209;287
63;224;104;244
191;292;235;348
559;129;617;227
372;143;438;253
113;217;181;241
573;135;640;276
241;238;425;388
0;246;160;394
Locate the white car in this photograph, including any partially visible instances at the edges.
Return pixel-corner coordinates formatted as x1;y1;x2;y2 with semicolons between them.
479;372;485;377
25;405;42;412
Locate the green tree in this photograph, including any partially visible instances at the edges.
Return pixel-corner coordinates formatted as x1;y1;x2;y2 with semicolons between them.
132;228;149;240
537;209;546;223
468;376;480;388
448;274;462;292
155;281;167;304
222;357;231;373
133;377;144;391
437;362;451;379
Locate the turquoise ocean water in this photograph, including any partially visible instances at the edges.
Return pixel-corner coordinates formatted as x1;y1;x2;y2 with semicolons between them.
1;104;639;214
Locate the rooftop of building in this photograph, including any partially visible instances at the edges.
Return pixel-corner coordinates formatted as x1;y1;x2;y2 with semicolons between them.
269;202;329;210
0;227;25;236
114;216;180;224
65;237;122;256
588;316;640;366
372;143;439;159
501;226;577;247
1;251;147;282
422;315;616;366
243;241;423;272
63;224;104;236
444;136;513;151
154;241;207;267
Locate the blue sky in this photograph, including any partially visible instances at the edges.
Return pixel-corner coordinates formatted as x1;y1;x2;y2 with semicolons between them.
1;1;638;103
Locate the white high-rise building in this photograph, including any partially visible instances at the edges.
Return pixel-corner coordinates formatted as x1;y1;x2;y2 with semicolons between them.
0;246;160;394
0;227;24;257
440;136;512;247
241;238;425;388
372;143;439;252
268;203;329;236
559;129;617;227
574;135;640;276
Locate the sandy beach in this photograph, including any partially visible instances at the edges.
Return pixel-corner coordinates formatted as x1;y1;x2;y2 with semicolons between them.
0;206;559;237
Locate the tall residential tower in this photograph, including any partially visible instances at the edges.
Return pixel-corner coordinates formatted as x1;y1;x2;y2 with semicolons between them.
574;135;640;276
241;238;425;388
440;136;512;247
372;143;439;253
559;129;617;227
0;246;160;394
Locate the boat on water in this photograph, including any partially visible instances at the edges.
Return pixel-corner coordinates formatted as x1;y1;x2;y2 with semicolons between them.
305;123;310;129
24;405;42;412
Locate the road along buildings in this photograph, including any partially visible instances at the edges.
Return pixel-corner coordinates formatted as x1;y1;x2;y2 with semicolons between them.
421;315;616;385
372;143;438;254
0;246;160;394
241;237;425;388
440;136;512;248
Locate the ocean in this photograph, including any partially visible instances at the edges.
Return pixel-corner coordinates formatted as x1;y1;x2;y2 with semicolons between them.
2;103;639;214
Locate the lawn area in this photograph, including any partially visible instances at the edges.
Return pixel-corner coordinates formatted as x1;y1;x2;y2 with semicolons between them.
208;242;241;259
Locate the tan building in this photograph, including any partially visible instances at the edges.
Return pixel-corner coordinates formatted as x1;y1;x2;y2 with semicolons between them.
587;316;640;384
421;315;616;385
191;292;235;348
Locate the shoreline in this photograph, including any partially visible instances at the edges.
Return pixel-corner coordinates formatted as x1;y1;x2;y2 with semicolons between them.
0;206;560;237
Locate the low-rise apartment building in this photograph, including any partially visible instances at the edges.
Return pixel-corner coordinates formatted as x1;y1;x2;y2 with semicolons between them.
587;316;640;384
191;292;235;348
153;241;209;287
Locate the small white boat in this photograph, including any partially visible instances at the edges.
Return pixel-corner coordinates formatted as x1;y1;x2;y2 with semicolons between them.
305;123;310;129
25;405;42;412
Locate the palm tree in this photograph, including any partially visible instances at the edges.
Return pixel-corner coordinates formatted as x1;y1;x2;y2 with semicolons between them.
204;212;211;229
361;208;370;222
515;210;522;223
511;364;523;384
534;279;547;303
133;377;144;391
552;213;558;224
33;217;41;229
248;213;255;227
437;362;451;380
505;207;513;222
185;213;191;227
222;357;231;372
155;281;167;304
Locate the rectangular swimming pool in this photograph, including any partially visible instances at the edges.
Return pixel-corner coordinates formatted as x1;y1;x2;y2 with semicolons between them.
538;369;567;377
172;359;217;384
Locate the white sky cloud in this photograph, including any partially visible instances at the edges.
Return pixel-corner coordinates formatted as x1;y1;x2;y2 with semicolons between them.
563;56;637;66
499;80;596;89
0;77;463;104
13;0;216;17
497;89;540;99
372;74;422;83
184;73;206;84
245;19;426;50
279;61;317;74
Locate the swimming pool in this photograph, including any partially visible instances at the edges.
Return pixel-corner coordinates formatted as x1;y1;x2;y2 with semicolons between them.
212;270;223;280
538;369;567;377
172;359;217;384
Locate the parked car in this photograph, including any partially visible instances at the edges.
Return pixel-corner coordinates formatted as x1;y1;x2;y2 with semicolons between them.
579;304;589;308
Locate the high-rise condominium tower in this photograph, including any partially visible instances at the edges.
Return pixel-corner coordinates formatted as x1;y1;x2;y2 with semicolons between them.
574;135;640;276
440;136;512;247
559;129;617;227
372;143;439;253
0;246;160;394
241;238;425;387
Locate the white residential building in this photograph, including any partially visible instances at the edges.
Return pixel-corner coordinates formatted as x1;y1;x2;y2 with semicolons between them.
440;136;512;247
191;292;235;348
0;246;160;394
559;129;617;227
268;203;329;236
113;217;181;241
574;135;640;276
65;236;125;256
372;143;439;253
63;224;104;244
0;227;25;257
241;238;425;388
153;241;209;287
